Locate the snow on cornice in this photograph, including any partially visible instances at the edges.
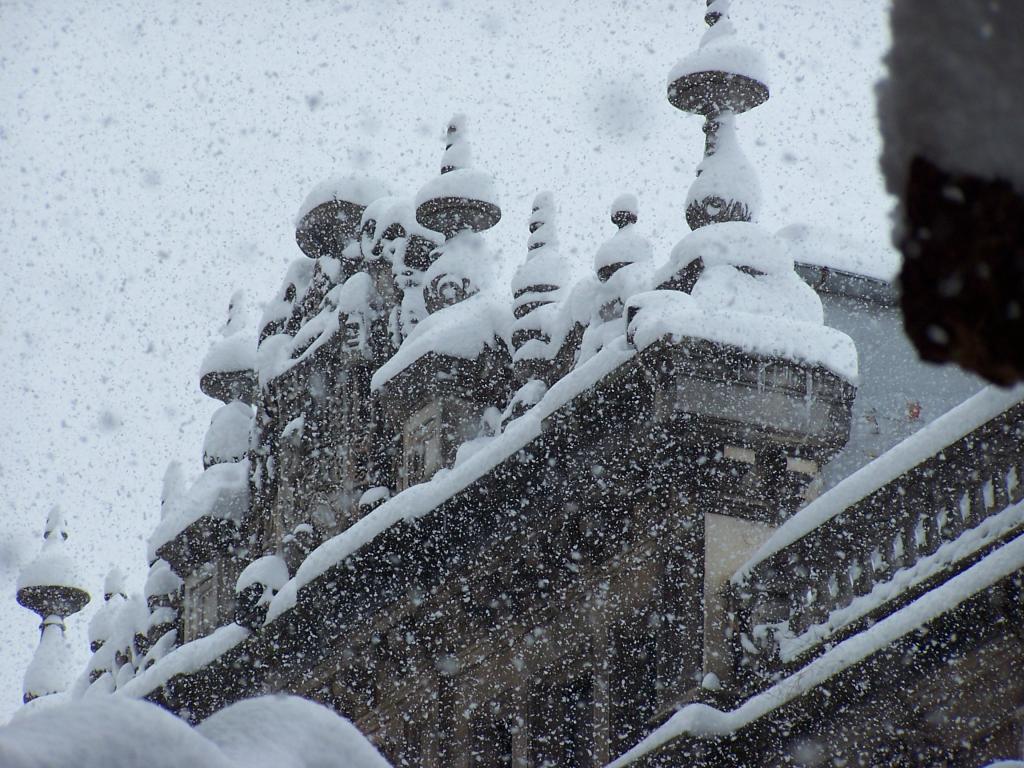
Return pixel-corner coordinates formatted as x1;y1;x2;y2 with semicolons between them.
369;292;512;391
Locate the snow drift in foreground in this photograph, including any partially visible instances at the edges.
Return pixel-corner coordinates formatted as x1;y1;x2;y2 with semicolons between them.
0;695;391;768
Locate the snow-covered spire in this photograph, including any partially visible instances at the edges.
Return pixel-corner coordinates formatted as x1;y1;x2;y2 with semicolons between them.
16;510;90;704
220;290;249;337
668;0;768;230
414;116;503;314
511;192;567;364
142;558;182;666
81;567;128;692
415;114;501;240
512;192;566;319
440;113;472;174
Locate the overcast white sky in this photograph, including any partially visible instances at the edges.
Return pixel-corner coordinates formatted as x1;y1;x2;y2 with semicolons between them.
0;0;892;721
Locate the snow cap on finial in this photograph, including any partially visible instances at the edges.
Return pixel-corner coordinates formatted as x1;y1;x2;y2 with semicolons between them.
610;193;639;229
415;114;501;239
103;567;127;602
17;510;90;703
200;293;258;405
440;114;472;174
16;509;89;603
160;461;186;522
512;191;567;324
668;0;769;231
594;193;653;282
295;177;391;259
220;290;249;337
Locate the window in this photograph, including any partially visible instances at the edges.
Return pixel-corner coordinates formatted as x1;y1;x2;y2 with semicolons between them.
609;619;657;758
189;574;218;641
529;674;593;768
470;701;514;767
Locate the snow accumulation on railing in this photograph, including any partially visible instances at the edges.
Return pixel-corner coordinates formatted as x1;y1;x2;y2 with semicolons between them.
606;533;1024;768
736;384;1024;584
731;384;1024;674
265;338;636;623
773;499;1024;663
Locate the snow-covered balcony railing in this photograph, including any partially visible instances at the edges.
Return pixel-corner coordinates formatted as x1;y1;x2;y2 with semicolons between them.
732;386;1024;685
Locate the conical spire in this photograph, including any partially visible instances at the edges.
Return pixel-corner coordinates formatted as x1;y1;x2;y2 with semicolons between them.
509;192;568;389
142;558;182;666
440;114;472;174
160;461;186;522
84;567;127;691
668;0;768;230
17;510;90;703
220;290;249;337
103;566;127;601
512;192;566;324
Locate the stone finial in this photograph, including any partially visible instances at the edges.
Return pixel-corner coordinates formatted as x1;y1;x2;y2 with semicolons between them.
295;177;391;260
668;0;768;230
510;192;567;372
594;194;652;283
17;510;91;703
415;114;501;239
610;193;639;229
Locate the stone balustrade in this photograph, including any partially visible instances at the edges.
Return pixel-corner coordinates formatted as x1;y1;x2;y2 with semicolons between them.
734;397;1024;688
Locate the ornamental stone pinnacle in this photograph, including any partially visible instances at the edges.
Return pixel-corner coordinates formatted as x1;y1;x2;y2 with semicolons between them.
16;509;90;703
415;115;502;239
668;0;768;230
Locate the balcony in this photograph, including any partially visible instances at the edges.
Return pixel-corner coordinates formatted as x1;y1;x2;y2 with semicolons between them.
733;388;1024;687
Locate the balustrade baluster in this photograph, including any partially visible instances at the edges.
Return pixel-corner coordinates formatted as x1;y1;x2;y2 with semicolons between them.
786;569;807;638
941;484;964;542
921;508;941;557
889;531;906;571
993;462;1011;510
834;565;855;612
958;488;972;526
802;577;830;630
902;510;920;567
1008;463;1023;504
870;546;891;587
854;555;875;597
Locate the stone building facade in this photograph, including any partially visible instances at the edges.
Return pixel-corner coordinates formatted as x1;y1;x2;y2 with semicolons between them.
30;2;1024;767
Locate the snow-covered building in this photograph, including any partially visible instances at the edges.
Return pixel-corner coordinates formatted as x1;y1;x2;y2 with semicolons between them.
16;2;1024;766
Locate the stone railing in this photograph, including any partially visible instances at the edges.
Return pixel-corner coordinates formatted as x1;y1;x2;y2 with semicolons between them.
733;392;1024;686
